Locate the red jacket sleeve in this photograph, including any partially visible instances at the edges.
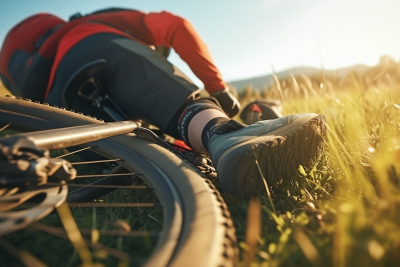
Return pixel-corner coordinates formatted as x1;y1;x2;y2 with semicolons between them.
143;11;227;94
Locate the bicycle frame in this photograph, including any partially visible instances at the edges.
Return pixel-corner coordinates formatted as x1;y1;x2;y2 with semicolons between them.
3;120;138;150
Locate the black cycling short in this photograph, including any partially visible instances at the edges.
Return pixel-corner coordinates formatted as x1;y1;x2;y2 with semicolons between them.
47;33;199;136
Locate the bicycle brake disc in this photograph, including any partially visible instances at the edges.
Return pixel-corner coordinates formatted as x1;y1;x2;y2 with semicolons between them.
0;184;68;236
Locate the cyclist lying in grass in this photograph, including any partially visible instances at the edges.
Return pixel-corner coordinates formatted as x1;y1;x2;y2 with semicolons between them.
0;8;326;196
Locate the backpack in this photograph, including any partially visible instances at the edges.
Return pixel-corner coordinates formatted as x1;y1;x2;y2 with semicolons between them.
0;8;168;101
0;14;65;101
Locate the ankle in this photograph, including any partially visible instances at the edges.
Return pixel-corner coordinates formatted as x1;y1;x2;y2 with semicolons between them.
201;119;246;151
177;100;227;153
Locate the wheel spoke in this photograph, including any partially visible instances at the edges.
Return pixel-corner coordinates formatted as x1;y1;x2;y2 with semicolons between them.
47;182;151;189
68;203;161;208
55;147;92;158
28;226;159;237
75;173;136;178
71;159;122;165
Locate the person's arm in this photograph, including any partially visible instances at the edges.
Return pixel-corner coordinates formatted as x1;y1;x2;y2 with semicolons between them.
143;11;226;94
143;11;240;117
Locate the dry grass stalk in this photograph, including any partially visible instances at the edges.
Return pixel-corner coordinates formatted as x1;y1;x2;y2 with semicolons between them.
293;226;322;267
244;198;261;266
56;202;95;267
253;150;276;214
271;65;285;105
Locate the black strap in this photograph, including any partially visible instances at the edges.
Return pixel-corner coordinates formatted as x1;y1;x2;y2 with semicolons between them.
34;24;63;50
90;8;137;15
69;12;83;21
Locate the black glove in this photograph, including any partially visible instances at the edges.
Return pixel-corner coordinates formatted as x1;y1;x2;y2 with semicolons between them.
211;89;241;117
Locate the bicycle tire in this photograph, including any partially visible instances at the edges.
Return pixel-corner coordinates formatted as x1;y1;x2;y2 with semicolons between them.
0;95;238;267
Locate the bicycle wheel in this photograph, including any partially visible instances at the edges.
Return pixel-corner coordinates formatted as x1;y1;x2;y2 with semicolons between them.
0;95;237;267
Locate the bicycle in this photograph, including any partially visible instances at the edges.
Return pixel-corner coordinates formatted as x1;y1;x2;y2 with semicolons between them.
0;92;238;266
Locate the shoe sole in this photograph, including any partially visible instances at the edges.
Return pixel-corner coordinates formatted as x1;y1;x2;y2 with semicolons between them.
216;114;327;196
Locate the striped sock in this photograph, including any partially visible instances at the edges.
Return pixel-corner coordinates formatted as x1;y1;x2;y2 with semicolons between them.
177;99;246;152
177;99;224;148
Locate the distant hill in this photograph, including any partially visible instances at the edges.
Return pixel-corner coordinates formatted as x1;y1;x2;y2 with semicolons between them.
227;64;371;92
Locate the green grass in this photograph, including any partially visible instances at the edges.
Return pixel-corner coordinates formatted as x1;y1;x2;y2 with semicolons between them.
2;58;400;266
228;58;400;266
0;148;161;267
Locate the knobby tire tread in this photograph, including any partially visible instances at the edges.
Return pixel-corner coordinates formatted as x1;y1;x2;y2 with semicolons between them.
0;95;238;267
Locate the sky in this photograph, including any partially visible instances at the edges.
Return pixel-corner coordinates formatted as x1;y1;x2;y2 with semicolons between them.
1;0;400;88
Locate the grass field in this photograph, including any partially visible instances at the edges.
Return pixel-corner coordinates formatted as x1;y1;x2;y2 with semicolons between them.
2;57;400;266
230;56;400;267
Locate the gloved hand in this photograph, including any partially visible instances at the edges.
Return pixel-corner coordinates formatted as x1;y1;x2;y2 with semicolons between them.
211;88;241;117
